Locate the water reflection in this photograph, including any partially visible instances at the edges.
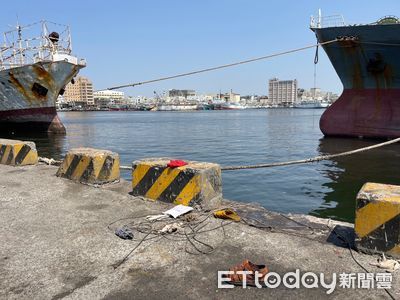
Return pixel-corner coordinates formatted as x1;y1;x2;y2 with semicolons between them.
3;110;399;224
310;137;400;222
0;132;66;160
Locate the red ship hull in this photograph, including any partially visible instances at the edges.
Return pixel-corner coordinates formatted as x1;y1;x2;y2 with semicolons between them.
313;21;400;139
0;107;66;134
320;89;400;138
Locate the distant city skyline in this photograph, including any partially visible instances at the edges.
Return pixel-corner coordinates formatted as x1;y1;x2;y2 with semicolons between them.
3;0;399;97
61;75;338;109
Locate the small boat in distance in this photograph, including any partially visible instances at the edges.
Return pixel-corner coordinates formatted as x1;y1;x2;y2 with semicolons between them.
215;102;247;110
294;100;330;109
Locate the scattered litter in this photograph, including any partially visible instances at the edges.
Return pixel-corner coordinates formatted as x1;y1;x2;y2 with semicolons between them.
370;253;400;272
145;214;168;221
167;160;188;168
213;208;241;222
38;157;61;166
160;222;183;234
108;208;233;268
181;213;197;222
223;260;269;286
115;227;134;240
163;204;193;218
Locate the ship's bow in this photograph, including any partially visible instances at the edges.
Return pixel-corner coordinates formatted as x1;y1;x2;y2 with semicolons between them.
0;59;84;134
313;19;400;138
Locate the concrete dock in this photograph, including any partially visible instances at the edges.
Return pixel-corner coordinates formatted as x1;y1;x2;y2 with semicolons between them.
0;163;399;299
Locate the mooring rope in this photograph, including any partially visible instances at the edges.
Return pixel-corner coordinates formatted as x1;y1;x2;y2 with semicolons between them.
220;137;400;171
38;157;61;165
120;165;132;171
38;137;400;172
102;39;338;91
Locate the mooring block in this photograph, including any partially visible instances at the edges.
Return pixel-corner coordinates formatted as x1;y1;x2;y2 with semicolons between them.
0;138;38;166
355;182;400;258
131;158;222;207
56;148;120;185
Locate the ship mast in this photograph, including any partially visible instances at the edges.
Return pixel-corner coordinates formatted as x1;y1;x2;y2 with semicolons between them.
16;23;24;66
67;25;72;53
317;9;322;28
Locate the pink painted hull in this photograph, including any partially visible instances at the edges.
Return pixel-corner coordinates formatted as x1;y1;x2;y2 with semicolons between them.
320;89;400;138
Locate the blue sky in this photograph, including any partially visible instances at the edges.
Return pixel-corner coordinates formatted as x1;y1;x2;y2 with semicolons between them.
2;1;400;96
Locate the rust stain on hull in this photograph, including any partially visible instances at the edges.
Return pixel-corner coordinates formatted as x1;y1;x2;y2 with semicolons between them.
1;60;85;134
8;71;47;105
32;63;55;87
352;62;364;89
8;72;34;104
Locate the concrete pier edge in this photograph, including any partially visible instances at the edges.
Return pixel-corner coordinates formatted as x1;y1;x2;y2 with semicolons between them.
131;158;222;209
355;182;400;258
0;163;399;298
1;141;399;298
56;147;120;185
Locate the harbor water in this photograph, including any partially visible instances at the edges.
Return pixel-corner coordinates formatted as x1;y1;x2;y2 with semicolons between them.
6;109;400;223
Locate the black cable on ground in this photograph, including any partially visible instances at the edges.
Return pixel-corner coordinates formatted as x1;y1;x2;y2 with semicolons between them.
332;228;396;300
109;212;232;268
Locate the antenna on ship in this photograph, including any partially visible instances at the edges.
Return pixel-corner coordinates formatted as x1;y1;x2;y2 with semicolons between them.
317;8;322;28
41;20;48;59
67;25;72;53
16;16;24;66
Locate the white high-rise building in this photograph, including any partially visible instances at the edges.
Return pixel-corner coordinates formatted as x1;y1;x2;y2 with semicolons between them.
268;78;298;106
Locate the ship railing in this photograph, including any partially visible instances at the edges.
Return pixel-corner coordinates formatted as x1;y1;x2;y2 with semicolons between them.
0;63;24;70
0;20;75;70
0;52;84;71
310;14;346;28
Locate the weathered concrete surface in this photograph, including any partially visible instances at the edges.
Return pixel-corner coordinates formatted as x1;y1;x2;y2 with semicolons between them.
132;158;222;208
0;138;38;166
0;164;399;299
355;182;400;258
56;148;120;185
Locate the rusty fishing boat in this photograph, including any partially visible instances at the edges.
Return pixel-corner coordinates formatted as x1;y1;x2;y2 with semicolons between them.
0;20;85;133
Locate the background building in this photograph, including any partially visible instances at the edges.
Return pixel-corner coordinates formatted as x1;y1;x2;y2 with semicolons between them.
299;87;339;102
268;78;298;106
93;90;124;100
168;89;195;98
64;76;94;107
217;90;241;103
93;89;125;109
